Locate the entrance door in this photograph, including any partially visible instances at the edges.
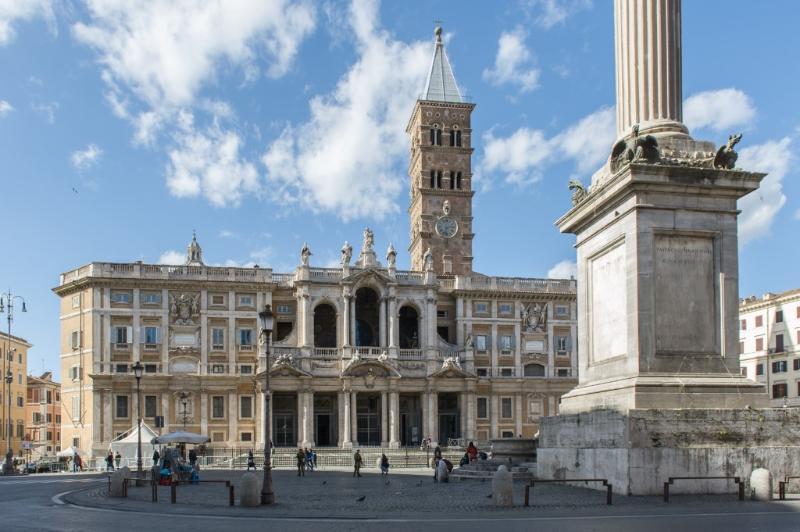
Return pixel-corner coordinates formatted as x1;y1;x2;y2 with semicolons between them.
356;394;381;446
438;393;460;445
315;414;332;447
273;414;295;447
399;394;421;446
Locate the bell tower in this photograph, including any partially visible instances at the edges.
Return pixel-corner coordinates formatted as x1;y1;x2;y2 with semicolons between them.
407;26;476;276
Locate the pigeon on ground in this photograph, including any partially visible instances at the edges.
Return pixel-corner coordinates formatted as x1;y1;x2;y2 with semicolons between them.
322;481;327;485
356;496;366;502
486;494;492;498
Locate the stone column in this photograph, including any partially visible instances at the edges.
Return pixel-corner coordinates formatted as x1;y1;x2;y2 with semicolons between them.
306;390;315;447
490;394;498;439
299;293;310;348
200;393;208;435
297;391;305;446
455;297;464;346
228;392;238;443
341;390;352;448
389;391;399;448
342;292;350;347
421;391;430;442
459;392;467;439
515;394;523;437
513;311;521;376
388;296;397;348
132;288;140;362
350;299;357;347
427;295;437;350
614;0;687;138
466;392;476;442
102;391;112;443
161;394;170;432
379;297;387;347
161;289;170;373
428;391;438;445
268;391;273;445
199;289;207;375
380;391;388;447
350;391;358;446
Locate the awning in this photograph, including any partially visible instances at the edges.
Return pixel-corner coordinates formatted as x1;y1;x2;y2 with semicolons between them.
151;431;210;445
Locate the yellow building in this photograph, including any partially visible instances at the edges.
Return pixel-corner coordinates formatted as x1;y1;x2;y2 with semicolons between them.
25;372;61;460
1;332;30;458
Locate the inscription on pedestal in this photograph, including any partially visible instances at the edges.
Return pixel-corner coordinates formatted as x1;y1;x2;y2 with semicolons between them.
655;235;716;354
590;241;627;363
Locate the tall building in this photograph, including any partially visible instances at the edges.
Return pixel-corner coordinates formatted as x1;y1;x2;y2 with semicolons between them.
25;372;61;460
0;331;30;458
53;28;578;458
739;289;800;406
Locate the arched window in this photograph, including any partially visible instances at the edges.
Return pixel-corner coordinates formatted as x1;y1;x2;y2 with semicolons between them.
429;170;436;189
449;172;455;190
449;129;456;146
436;129;442;146
523;363;546;377
355;287;380;347
430;126;442;146
455;171;462;189
455;130;462;147
313;304;337;348
436;171;442;189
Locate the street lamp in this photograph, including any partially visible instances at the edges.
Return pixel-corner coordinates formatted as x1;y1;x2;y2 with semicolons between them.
180;392;188;430
131;361;144;478
0;290;26;476
258;304;274;505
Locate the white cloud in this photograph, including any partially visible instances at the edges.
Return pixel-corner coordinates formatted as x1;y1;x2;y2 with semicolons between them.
70;143;103;170
157;250;184;265
0;99;13;116
31;101;58;123
262;0;430;221
166;111;259;208
547;259;577;279
73;0;316;112
480;106;615;186
0;0;56;45
737;137;792;245
528;0;592;29
482;28;540;93
684;88;756;133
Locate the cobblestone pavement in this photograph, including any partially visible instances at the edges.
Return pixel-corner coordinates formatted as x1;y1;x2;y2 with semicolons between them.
64;468;800;519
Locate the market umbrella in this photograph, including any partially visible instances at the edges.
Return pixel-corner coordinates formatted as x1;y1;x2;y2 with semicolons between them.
150;431;210;445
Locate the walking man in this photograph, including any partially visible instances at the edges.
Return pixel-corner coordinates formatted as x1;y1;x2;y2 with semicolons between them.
296;448;305;476
247;449;256;471
106;452;114;472
353;449;363;477
380;453;390;484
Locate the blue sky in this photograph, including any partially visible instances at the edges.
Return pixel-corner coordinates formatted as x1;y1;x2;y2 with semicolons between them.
0;0;797;379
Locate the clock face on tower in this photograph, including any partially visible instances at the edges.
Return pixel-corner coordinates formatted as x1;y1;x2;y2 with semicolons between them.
435;216;458;238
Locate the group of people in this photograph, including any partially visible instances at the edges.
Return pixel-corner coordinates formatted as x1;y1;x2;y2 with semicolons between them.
458;441;482;467
104;451;122;471
351;450;390;483
295;447;318;476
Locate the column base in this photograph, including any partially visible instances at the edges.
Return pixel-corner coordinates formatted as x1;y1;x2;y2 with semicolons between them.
389;441;400;449
341;441;353;450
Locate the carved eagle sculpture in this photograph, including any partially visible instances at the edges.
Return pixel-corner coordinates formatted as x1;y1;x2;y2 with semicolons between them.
568;179;588;206
713;133;742;169
610;124;660;173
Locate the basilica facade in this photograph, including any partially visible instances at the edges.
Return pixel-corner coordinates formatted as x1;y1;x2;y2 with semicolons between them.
55;28;577;457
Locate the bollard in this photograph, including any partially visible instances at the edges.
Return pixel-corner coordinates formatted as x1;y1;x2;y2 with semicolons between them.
171;482;176;504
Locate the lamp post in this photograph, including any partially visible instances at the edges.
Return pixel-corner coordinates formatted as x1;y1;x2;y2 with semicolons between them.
180;392;188;430
0;291;27;475
131;361;144;477
258;304;274;505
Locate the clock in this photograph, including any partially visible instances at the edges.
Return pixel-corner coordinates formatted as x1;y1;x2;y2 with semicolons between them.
435;216;458;238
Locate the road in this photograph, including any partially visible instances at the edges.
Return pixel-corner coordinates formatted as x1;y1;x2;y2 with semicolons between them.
1;472;798;531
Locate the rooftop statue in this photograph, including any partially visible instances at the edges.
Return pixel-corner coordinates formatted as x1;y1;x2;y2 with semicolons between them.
713;133;743;170
610;124;660;173
300;242;312;266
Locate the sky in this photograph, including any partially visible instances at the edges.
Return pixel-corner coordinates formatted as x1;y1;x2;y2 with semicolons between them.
0;0;798;380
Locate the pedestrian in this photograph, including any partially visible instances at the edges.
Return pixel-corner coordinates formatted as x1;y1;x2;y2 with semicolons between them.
305;448;314;472
106;452;114;471
433;444;442;481
310;448;317;470
466;441;478;463
353;450;363;477
247;449;256;471
296;448;305;476
152;449;160;468
188;448;197;467
380;453;389;483
75;454;83;472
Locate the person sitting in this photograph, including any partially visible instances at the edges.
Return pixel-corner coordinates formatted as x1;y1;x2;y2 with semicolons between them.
467;441;478;463
459;453;469;468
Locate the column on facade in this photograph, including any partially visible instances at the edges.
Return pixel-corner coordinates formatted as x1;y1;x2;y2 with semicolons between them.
570;320;578;377
92;306;101;373
513;306;522;377
103;309;112;370
228;391;238;443
455;297;464;346
340;390;352;447
342;291;350;347
379;297;387;347
388;294;397;349
350;391;358;445
302;293;313;348
490;323;498;377
466;392;476;442
306;390;315;447
228;290;237;371
614;0;686;137
389;391;399;448
421;391;429;443
200;393;208;435
380;391;388;447
350;297;356;348
546;303;555;377
131;386;140;433
490;394;499;439
428;390;438;445
297;391;305;446
103;391;113;442
199;289;208;376
92;392;102;444
548;395;556;417
255;391;263;445
268;391;273;445
132;288;141;363
458;392;466;440
161;393;170;432
426;294;436;350
515;393;523;437
161;289;170;373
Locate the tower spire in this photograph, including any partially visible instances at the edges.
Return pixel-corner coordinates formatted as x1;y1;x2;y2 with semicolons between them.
186;231;204;266
421;26;464;103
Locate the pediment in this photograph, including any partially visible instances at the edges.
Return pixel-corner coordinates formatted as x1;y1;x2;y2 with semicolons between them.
429;357;475;379
343;267;395;286
341;357;401;378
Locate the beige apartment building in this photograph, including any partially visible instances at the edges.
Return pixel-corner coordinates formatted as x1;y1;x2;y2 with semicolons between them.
25;372;61;460
739;288;800;406
53;28;578;458
1;331;30;458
